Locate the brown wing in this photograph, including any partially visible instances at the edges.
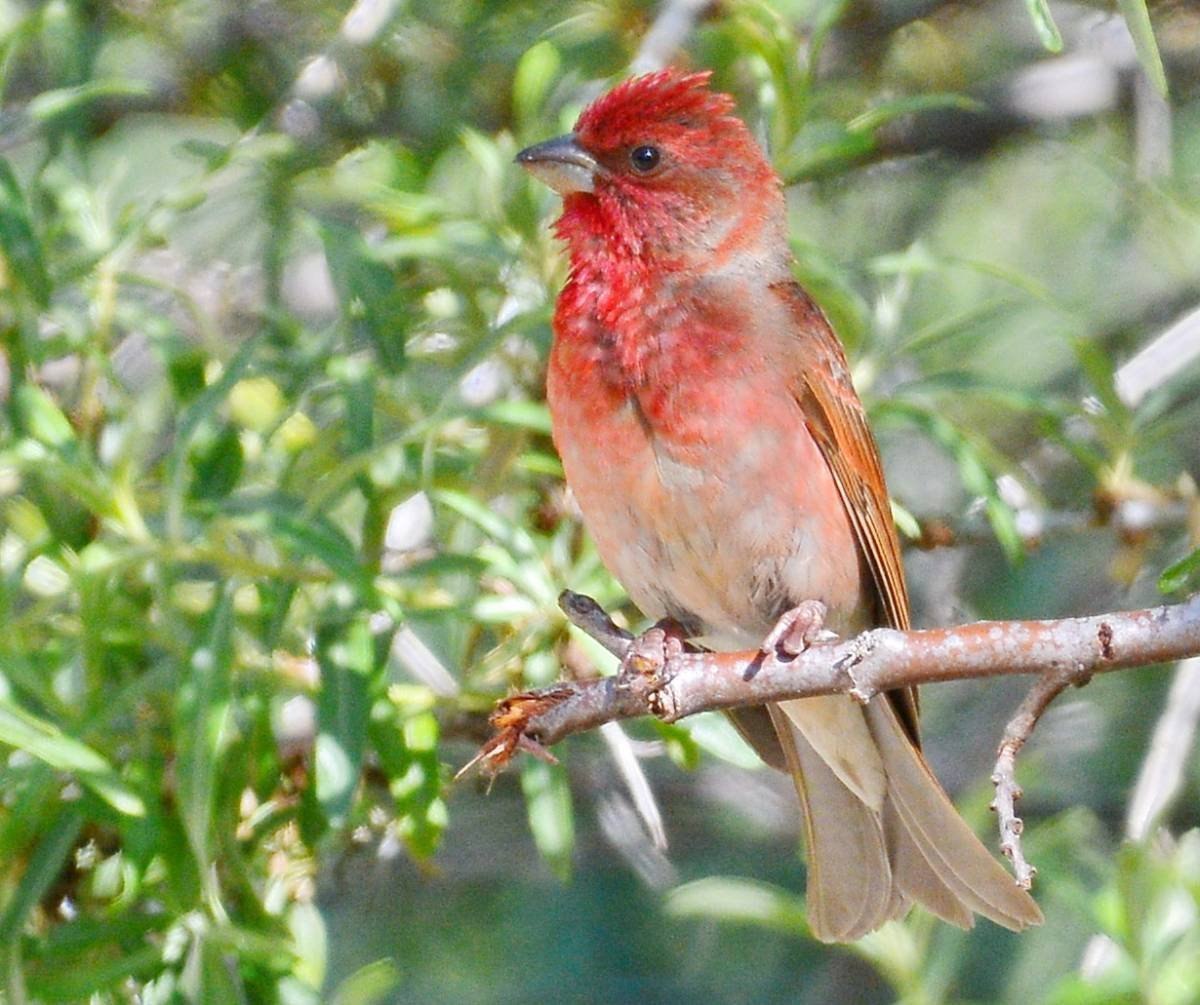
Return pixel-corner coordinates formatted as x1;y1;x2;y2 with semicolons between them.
773;281;919;739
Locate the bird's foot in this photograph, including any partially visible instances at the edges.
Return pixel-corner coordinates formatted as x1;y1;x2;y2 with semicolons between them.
760;600;832;658
620;618;688;681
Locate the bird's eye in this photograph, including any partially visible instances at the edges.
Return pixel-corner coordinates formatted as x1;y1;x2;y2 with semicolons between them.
629;145;661;173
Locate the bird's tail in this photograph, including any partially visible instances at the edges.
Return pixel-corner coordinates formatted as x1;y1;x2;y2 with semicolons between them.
751;697;1044;942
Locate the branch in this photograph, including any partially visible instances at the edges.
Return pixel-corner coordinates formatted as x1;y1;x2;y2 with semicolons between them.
516;591;1200;740
462;591;1200;879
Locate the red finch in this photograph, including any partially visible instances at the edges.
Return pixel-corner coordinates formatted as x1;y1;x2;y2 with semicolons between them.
517;69;1042;941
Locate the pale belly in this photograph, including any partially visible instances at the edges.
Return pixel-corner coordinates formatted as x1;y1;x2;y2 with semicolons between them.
548;369;870;646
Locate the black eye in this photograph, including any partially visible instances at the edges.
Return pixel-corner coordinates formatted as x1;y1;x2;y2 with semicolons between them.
629;145;661;173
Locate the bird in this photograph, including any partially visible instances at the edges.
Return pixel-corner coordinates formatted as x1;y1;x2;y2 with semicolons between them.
516;67;1043;942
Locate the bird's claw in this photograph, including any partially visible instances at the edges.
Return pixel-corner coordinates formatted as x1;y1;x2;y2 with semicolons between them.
761;599;832;658
620;618;686;680
616;619;687;718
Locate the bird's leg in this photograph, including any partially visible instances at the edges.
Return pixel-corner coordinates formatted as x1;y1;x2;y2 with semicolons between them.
620;617;688;681
760;599;831;658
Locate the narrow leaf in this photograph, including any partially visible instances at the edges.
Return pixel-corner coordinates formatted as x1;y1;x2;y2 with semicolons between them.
520;759;574;880
1023;0;1063;52
847;93;983;133
479;399;553;435
0;159;51;305
14;385;75;449
26;79;154;122
331;959;402;1005
321;222;407;372
26;944;161;1002
1159;548;1200;594
665;877;809;934
512;40;561;130
0;807;84;947
1117;0;1168;97
0;702;145;815
173;587;235;875
273;511;369;593
315;613;377;830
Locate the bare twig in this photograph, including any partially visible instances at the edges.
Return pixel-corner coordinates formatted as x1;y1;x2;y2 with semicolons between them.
990;665;1089;887
560;591;635;657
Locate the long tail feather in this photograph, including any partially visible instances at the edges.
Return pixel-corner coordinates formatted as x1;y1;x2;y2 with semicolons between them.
768;703;893;941
762;696;1042;940
866;702;1044;931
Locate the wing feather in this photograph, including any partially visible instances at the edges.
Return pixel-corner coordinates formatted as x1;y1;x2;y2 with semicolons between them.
772;281;919;739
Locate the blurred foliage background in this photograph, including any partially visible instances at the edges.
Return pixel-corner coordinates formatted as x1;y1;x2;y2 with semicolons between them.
0;0;1199;1001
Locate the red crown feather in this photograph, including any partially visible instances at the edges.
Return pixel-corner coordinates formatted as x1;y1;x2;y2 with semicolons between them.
574;69;738;147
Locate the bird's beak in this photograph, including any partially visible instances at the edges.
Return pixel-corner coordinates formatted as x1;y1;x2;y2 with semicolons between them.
516;134;599;196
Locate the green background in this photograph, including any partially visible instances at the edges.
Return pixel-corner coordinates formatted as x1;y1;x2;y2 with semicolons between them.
0;0;1198;1001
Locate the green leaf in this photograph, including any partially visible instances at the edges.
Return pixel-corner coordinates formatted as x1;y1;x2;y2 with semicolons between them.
340;364;375;455
0;702;145;815
846;92;984;133
188;423;244;501
165;347;208;402
432;488;539;561
272;510;370;594
0;806;84;947
173;586;235;882
321;221;407;372
24;912;168;998
1117;0;1168;97
180;927;247;1002
780;119;875;183
513;40;561;130
287;900;327;990
520;759;574;880
0;159;51;306
665;877;809;934
682;712;761;770
652;721;700;772
1022;0;1063;52
26;79;154;123
374;705;445;859
1159;548;1200;594
315;613;378;830
479;399;553;435
1073;336;1131;430
14;384;75;448
166;334;262;537
890;499;921;542
330;959;402;1005
26;944;162;1002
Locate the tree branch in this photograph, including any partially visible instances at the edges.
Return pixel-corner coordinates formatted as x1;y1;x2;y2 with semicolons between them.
462;591;1200;880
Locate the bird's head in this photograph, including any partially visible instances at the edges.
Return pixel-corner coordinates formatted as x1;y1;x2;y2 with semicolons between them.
517;69;786;270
